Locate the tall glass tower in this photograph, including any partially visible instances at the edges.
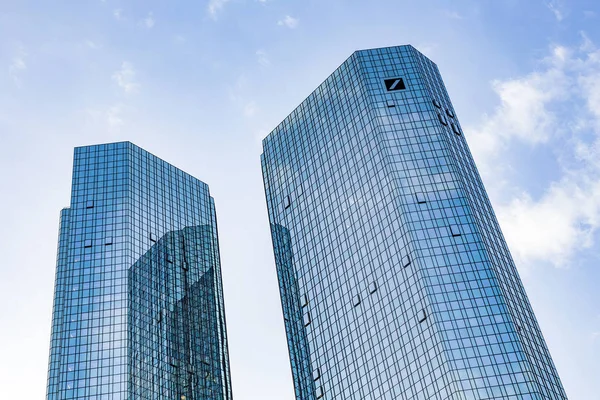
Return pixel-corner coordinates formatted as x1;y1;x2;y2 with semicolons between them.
261;46;567;400
46;142;233;400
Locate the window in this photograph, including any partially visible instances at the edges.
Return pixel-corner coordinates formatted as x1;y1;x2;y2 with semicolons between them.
104;237;113;246
84;239;92;248
182;261;189;271
301;294;309;308
303;312;311;327
166;253;174;263
353;295;361;307
283;195;291;209
369;282;378;294
297;181;305;196
433;99;441;108
313;368;321;381
451;123;461;136
418;309;427;323
150;233;157;242
402;254;411;268
384;77;406;91
415;192;427;204
316;386;324;399
446;108;455;118
386;100;396;108
85;200;94;209
437;112;448;126
450;225;462;237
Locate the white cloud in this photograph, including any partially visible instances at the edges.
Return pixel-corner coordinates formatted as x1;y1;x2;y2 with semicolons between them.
467;46;571;177
584;10;596;19
244;101;259;117
496;179;600;266
142;12;155;28
444;10;464;20
113;9;123;20
227;74;261;118
107;105;124;129
580;31;595;53
8;47;27;86
415;43;438;58
85;104;126;132
208;0;230;19
85;40;100;49
256;50;270;67
278;15;299;29
255;127;270;143
111;62;139;94
467;37;600;268
9;57;26;78
546;1;565;21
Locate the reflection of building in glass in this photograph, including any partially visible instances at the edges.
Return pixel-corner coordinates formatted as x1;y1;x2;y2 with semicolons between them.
129;226;228;400
46;142;232;400
270;224;315;399
261;46;567;400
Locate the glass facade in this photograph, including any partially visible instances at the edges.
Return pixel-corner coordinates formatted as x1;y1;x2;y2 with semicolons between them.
46;142;232;400
261;46;567;399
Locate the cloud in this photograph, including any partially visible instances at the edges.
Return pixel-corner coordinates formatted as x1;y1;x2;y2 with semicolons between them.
467;36;600;268
580;31;595;52
8;46;27;86
496;179;600;266
208;0;230;19
227;74;260;118
415;43;437;58
584;10;596;19
85;104;126;132
142;12;155;28
444;10;464;20
256;50;270;67
244;101;259;117
467;46;571;177
113;9;123;20
111;62;139;94
107;105;124;129
278;15;299;29
546;1;565;21
85;40;100;49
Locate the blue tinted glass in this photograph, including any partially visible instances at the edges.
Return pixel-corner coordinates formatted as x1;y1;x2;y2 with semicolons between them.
46;142;233;400
261;46;567;400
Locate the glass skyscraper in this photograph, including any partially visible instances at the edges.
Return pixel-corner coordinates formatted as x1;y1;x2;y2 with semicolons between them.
46;142;232;400
261;45;567;399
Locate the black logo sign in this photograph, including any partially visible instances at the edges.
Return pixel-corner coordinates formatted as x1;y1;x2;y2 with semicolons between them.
384;78;406;91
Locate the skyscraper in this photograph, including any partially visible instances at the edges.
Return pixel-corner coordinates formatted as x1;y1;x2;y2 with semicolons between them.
261;46;567;399
46;142;232;400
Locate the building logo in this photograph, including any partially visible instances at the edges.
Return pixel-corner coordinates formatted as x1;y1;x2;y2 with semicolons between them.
384;78;406;91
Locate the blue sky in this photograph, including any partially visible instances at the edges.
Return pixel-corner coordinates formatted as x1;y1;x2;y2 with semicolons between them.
1;0;599;399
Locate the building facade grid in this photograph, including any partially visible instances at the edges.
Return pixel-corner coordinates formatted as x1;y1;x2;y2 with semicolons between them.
46;142;233;400
261;45;566;400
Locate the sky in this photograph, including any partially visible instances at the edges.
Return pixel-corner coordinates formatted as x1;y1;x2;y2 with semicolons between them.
0;0;599;399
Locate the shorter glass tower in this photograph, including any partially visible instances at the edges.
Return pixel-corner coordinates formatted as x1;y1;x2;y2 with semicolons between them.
46;142;233;400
